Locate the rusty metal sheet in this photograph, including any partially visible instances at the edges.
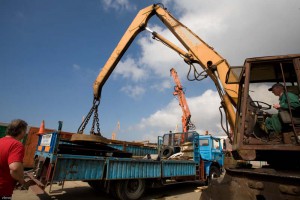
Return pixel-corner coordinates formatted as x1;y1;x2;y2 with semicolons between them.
71;134;109;144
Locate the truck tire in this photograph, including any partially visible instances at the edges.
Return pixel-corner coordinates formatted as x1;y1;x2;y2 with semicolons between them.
161;146;173;158
119;179;145;200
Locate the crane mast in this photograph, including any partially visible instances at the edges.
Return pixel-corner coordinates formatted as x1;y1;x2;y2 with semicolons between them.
170;68;195;133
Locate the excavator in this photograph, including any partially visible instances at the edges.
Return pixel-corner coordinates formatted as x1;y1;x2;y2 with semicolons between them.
76;3;300;199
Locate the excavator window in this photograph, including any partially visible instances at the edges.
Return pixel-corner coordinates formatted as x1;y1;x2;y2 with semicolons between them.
249;60;296;83
226;66;244;84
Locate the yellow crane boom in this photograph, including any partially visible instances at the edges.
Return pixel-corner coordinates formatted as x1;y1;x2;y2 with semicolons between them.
91;4;238;132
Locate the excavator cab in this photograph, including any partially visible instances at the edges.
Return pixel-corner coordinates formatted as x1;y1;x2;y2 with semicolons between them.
227;54;300;162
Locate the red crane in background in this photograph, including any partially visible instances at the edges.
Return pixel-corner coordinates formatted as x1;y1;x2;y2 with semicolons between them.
170;68;195;134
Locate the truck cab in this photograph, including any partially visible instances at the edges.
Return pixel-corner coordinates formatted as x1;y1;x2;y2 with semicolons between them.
158;131;224;179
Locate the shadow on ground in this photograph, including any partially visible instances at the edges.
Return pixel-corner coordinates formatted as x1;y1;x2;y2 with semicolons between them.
30;181;204;200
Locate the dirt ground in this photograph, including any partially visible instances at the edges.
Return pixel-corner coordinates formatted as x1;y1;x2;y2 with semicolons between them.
12;181;204;200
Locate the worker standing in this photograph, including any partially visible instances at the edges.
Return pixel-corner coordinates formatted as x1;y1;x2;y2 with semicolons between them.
0;119;28;198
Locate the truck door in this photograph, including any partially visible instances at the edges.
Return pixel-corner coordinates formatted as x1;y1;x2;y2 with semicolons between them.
199;138;211;160
211;139;224;167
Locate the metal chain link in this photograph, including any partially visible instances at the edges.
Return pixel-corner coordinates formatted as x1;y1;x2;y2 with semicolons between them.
90;99;101;135
90;110;96;135
77;104;95;134
93;105;101;135
77;99;101;136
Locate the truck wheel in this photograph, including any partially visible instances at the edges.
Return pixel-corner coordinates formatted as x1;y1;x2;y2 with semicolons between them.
209;166;220;180
120;179;145;200
161;146;173;158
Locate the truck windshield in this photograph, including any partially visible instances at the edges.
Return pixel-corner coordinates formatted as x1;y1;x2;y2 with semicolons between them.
199;139;209;146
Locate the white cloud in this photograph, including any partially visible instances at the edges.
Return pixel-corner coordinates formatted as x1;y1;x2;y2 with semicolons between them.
137;27;188;80
150;80;172;92
130;0;300;82
114;57;147;82
102;0;136;11
120;85;145;99
127;89;224;142
72;64;81;70
160;0;300;65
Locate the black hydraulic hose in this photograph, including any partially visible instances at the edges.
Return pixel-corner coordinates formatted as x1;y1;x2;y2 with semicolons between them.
219;105;232;143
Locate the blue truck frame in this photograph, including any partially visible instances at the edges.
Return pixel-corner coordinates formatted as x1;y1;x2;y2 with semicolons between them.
27;131;224;200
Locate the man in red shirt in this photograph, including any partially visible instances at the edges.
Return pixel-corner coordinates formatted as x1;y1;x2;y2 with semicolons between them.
0;119;27;198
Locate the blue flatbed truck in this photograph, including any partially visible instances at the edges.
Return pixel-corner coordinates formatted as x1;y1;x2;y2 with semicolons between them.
26;131;224;200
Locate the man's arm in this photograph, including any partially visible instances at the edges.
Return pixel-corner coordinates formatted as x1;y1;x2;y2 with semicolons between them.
9;162;25;185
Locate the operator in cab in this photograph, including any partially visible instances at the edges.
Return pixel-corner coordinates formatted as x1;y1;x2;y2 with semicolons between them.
264;83;300;135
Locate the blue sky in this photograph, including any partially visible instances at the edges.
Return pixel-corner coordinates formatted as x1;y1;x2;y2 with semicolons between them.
1;0;300;142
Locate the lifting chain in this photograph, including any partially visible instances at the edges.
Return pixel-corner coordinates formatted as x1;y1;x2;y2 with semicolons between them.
77;98;101;136
91;101;101;135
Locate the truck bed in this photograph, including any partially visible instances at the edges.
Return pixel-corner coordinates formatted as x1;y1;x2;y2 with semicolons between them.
47;154;197;182
32;132;197;184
